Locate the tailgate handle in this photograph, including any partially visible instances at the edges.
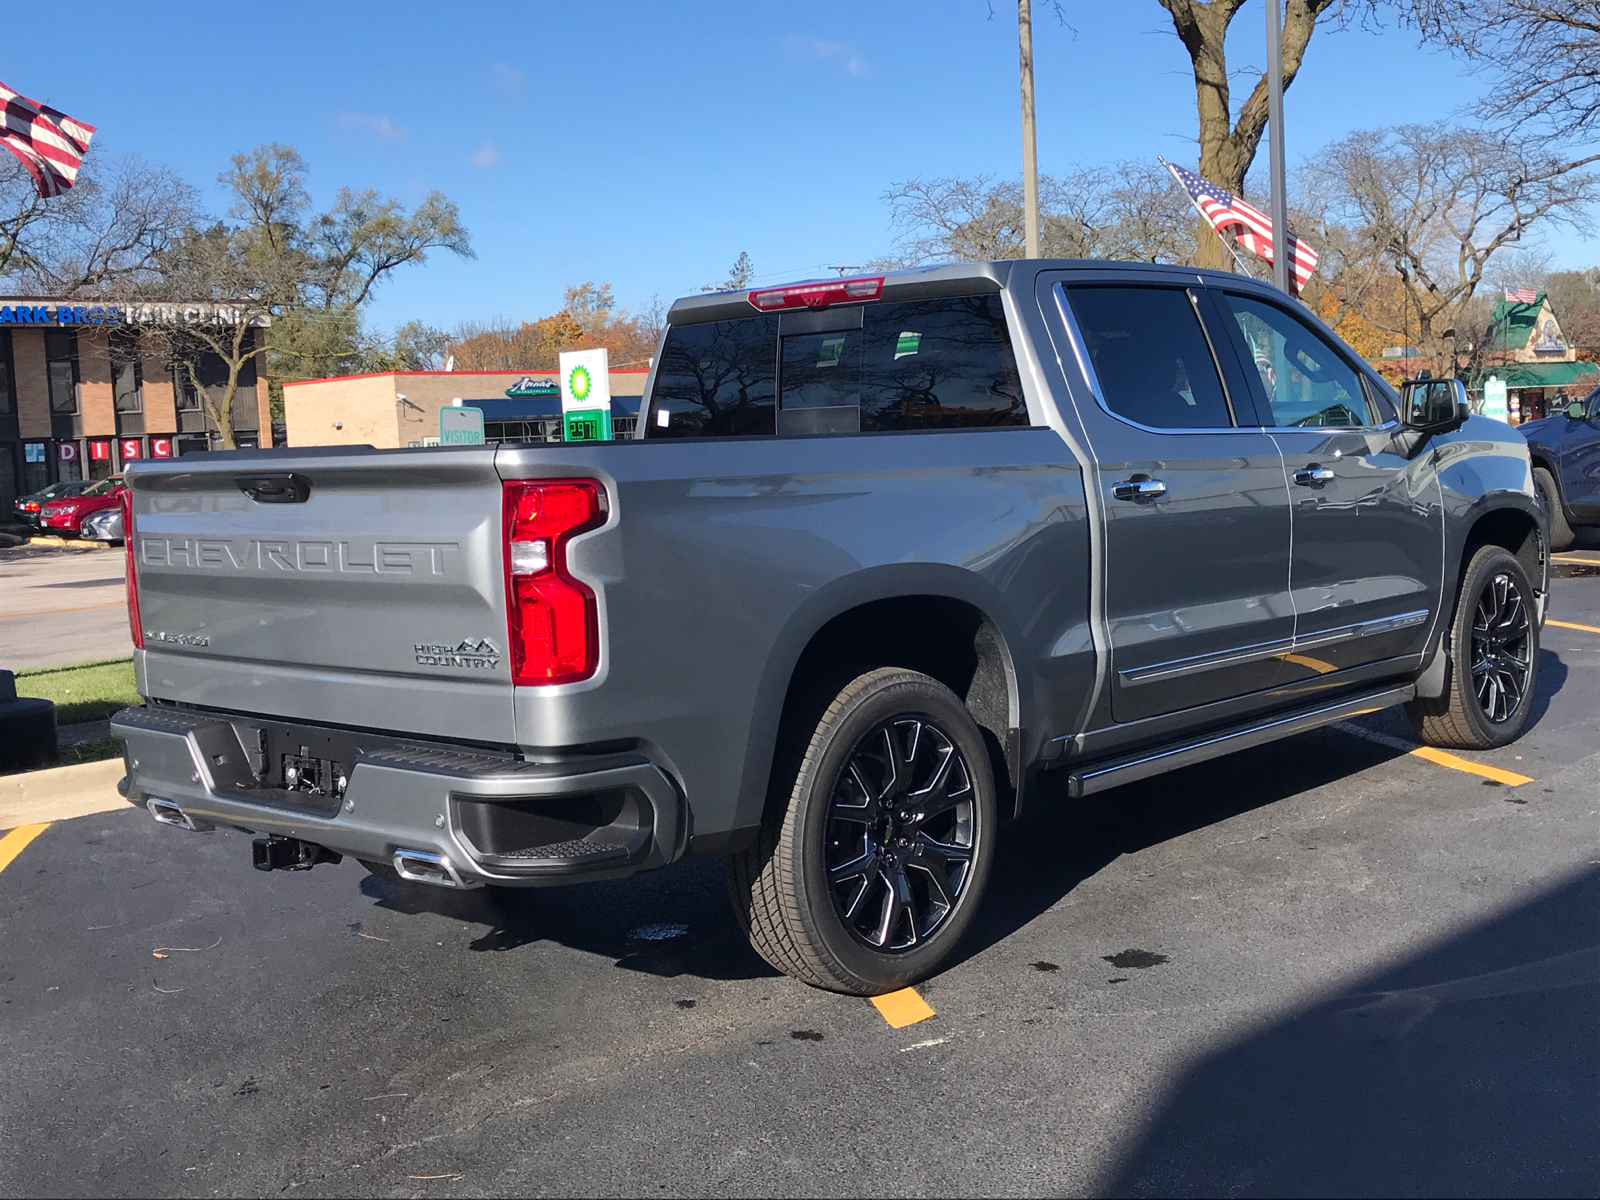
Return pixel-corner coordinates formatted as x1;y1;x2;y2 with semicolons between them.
236;473;311;504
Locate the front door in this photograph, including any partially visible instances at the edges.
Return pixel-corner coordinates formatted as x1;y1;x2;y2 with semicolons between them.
1214;289;1444;678
1558;386;1600;521
1053;281;1295;724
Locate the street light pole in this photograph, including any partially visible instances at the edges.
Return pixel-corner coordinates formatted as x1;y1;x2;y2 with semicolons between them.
1019;0;1041;259
1265;0;1290;294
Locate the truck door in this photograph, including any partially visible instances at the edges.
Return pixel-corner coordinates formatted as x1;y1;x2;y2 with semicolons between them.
1052;281;1295;723
1210;288;1444;678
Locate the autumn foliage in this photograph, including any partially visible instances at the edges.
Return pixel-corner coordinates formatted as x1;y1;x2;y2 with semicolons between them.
448;282;661;372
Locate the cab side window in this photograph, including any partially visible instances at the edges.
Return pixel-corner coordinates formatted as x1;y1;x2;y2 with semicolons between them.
1063;285;1234;429
1223;293;1375;428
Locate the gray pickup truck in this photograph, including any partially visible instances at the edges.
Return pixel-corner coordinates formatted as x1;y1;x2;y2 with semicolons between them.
112;261;1547;994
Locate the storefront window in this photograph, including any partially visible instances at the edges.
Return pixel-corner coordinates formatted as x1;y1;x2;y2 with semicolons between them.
0;328;13;414
111;332;142;413
45;330;78;414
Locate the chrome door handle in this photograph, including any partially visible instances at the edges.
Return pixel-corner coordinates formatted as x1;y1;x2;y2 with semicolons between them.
1294;465;1335;488
1112;477;1167;502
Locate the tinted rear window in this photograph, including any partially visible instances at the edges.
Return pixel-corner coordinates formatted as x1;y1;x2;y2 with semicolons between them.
647;295;1027;437
649;315;778;438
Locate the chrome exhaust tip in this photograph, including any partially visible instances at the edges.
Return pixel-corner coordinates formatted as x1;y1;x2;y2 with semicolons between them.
146;798;214;833
393;849;480;889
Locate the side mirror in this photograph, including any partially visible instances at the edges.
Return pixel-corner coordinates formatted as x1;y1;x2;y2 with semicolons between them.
1566;401;1587;419
1400;377;1468;433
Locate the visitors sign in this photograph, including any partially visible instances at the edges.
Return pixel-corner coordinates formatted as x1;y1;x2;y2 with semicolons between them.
439;404;485;445
559;348;612;442
1483;376;1508;422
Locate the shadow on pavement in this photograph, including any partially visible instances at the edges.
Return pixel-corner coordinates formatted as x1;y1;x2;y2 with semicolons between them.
959;647;1570;970
360;858;781;982
354;648;1572;989
1100;865;1600;1197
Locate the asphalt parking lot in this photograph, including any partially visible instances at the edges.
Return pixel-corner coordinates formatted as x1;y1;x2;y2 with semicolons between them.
1;554;1596;1197
0;543;130;670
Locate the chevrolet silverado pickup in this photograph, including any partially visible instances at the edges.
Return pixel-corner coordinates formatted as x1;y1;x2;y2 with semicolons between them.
112;261;1548;994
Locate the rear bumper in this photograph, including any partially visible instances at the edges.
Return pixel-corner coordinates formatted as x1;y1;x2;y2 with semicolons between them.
110;706;685;887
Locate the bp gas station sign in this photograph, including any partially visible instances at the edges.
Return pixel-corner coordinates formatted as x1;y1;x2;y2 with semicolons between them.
559;349;612;442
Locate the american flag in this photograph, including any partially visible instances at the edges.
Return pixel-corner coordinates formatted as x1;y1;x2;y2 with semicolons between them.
0;79;95;199
1163;160;1319;292
1504;287;1539;304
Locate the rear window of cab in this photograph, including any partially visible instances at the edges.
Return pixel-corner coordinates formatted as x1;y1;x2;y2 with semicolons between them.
647;295;1028;438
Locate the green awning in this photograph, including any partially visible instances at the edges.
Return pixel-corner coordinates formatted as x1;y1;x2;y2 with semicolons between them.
1486;361;1600;389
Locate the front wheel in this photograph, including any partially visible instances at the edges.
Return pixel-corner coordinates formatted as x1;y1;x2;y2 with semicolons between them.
1406;544;1540;750
728;668;998;994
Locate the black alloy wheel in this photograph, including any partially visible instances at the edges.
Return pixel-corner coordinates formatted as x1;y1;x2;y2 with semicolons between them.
728;667;998;994
1471;571;1532;724
1406;544;1540;751
825;716;979;953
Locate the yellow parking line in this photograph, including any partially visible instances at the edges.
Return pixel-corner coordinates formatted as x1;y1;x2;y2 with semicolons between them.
0;601;125;620
1409;747;1533;787
0;823;51;873
1548;618;1600;635
870;986;936;1028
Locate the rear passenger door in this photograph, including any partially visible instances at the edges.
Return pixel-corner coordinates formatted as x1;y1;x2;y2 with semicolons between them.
1051;280;1296;724
1211;288;1444;677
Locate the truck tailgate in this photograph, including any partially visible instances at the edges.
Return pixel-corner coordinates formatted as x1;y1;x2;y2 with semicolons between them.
129;447;514;744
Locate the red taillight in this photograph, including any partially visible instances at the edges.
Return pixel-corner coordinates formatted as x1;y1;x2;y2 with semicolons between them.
748;276;883;311
122;488;142;649
503;479;606;685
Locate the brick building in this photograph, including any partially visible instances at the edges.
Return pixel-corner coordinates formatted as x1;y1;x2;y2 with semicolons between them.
282;368;649;448
0;299;271;513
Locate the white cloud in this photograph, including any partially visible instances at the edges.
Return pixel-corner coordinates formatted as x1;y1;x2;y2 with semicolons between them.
473;141;500;168
337;112;409;143
783;34;866;77
492;61;526;97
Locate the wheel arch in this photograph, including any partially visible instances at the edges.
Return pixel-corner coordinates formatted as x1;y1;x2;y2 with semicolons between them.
736;565;1031;833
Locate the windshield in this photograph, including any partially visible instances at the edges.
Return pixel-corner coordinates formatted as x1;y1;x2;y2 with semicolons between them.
40;481;86;498
80;477;122;497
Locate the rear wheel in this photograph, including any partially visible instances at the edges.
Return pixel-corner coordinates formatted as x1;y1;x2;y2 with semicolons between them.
1406;545;1539;750
1533;467;1575;552
728;668;997;994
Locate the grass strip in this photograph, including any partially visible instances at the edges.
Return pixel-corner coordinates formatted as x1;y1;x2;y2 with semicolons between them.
14;658;139;725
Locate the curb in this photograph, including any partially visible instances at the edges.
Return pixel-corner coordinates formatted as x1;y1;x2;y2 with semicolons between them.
0;758;129;827
27;536;113;550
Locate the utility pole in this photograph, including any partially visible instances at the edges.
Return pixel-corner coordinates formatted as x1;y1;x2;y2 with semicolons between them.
1265;0;1290;294
1019;0;1041;259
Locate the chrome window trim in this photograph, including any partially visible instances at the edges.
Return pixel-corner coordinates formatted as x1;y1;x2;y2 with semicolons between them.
1052;282;1270;437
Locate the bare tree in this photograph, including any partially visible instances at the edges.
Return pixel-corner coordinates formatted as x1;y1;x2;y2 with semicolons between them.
884;164;1204;267
1306;124;1599;378
1156;0;1350;265
0;150;198;294
1415;0;1600;138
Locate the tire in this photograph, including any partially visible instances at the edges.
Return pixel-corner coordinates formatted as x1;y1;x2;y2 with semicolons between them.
1406;545;1539;750
1533;467;1575;552
727;668;998;994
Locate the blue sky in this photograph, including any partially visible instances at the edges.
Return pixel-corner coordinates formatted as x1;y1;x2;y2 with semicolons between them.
5;0;1595;334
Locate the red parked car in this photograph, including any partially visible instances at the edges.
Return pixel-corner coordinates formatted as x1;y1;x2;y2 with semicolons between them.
39;476;126;537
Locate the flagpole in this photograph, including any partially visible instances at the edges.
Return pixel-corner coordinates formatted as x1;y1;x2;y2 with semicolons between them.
1265;1;1290;295
1160;157;1254;277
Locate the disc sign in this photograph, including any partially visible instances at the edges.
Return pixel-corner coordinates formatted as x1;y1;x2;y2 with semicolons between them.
439;406;485;445
559;348;612;442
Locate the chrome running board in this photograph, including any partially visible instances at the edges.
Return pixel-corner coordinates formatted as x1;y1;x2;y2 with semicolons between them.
1064;683;1417;798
